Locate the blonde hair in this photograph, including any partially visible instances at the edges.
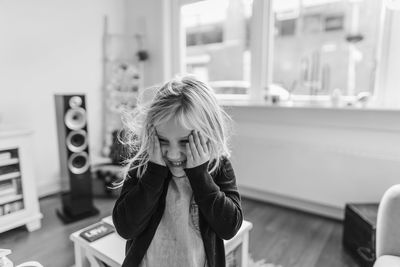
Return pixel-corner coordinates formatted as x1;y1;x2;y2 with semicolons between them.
117;74;233;183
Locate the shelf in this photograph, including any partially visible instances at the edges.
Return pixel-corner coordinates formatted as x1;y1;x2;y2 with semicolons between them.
0;194;22;206
108;91;139;97
0;158;19;167
0;212;42;233
0;186;16;196
0;129;42;233
104;58;136;64
0;172;21;182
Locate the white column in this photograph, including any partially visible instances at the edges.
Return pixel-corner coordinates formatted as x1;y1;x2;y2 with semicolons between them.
250;0;273;103
374;1;400;108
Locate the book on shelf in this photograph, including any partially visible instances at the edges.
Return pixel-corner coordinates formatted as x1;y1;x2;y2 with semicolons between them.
0;180;17;197
0;194;23;206
0;152;11;161
0;165;20;176
2;203;11;214
0;200;24;216
0;187;17;197
10;200;23;212
0;179;13;188
0;158;19;167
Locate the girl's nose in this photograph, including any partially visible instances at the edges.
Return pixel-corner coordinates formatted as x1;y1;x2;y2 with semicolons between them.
166;145;184;160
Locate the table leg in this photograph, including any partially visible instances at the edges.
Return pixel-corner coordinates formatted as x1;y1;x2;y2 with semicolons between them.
86;251;106;267
241;232;250;267
73;243;91;267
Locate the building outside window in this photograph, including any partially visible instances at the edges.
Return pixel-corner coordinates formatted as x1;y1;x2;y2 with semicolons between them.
175;0;386;105
181;0;252;96
272;0;381;99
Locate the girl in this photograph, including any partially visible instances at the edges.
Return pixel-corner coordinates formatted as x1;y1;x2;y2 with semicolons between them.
112;75;243;267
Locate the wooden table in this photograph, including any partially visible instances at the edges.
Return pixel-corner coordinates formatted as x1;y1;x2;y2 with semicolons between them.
70;216;252;267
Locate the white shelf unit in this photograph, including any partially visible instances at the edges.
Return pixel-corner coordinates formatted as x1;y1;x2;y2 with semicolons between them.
100;19;142;157
0;171;21;182
0;158;19;166
0;128;42;233
0;194;23;206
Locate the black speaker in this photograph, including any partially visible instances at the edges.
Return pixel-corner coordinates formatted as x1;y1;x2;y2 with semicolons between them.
54;94;99;223
343;203;378;267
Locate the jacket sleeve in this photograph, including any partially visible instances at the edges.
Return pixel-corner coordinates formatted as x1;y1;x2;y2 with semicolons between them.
112;162;169;240
184;157;243;240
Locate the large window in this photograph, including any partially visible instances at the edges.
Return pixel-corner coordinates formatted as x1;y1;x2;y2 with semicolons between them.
272;0;381;98
174;0;387;104
180;0;252;96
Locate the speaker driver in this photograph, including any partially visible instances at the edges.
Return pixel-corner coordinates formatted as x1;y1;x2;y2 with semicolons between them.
66;130;88;152
69;96;83;108
64;107;86;130
68;152;90;175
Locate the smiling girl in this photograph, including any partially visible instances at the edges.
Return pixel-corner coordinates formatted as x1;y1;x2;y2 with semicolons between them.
112;75;243;267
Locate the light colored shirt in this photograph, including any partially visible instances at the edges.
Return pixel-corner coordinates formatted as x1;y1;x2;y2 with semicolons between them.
139;175;207;267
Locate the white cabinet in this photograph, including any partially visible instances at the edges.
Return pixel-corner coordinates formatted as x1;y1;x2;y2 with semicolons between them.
0;128;42;233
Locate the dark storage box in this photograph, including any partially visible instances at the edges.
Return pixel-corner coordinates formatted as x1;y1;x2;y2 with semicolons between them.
343;203;379;267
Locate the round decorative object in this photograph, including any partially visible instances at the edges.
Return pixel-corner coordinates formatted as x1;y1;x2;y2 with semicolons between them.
137;50;149;61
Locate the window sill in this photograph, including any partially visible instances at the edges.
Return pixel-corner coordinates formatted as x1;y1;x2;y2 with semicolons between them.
217;94;400;111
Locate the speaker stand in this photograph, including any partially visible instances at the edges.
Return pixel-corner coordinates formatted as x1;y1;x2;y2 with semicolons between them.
56;206;99;224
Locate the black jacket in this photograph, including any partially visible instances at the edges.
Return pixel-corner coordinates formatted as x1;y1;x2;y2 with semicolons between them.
112;157;243;267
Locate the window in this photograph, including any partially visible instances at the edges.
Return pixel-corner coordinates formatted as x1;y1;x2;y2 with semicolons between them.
272;0;382;98
173;0;386;104
180;0;252;96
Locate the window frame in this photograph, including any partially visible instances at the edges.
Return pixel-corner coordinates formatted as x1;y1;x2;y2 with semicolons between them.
169;0;389;106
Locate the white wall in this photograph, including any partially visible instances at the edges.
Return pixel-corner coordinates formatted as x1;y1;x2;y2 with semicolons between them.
125;0;170;87
227;106;400;219
0;0;126;196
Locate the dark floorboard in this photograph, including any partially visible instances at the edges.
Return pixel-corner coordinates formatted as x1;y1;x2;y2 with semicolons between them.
0;195;359;267
241;198;358;267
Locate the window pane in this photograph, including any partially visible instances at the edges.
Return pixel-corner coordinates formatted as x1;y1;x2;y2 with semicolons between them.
272;0;382;97
181;0;252;95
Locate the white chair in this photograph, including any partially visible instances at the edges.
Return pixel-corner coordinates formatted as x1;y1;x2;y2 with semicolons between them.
16;262;44;267
374;184;400;267
0;249;43;267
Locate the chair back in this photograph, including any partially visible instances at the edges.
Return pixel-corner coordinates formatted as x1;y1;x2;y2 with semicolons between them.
376;184;400;257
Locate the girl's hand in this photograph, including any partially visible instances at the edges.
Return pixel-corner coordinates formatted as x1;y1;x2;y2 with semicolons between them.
149;126;166;166
186;131;210;169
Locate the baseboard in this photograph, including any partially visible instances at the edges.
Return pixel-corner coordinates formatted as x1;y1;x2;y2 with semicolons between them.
38;181;61;198
239;185;344;220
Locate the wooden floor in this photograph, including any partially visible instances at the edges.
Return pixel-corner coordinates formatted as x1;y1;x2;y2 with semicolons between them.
0;195;359;267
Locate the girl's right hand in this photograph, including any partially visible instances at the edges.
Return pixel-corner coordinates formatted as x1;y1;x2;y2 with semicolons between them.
149;126;166;166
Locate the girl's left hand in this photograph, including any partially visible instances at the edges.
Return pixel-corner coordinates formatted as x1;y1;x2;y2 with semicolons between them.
186;130;210;168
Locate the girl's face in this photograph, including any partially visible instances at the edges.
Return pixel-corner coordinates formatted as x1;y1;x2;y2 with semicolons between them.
155;119;191;177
